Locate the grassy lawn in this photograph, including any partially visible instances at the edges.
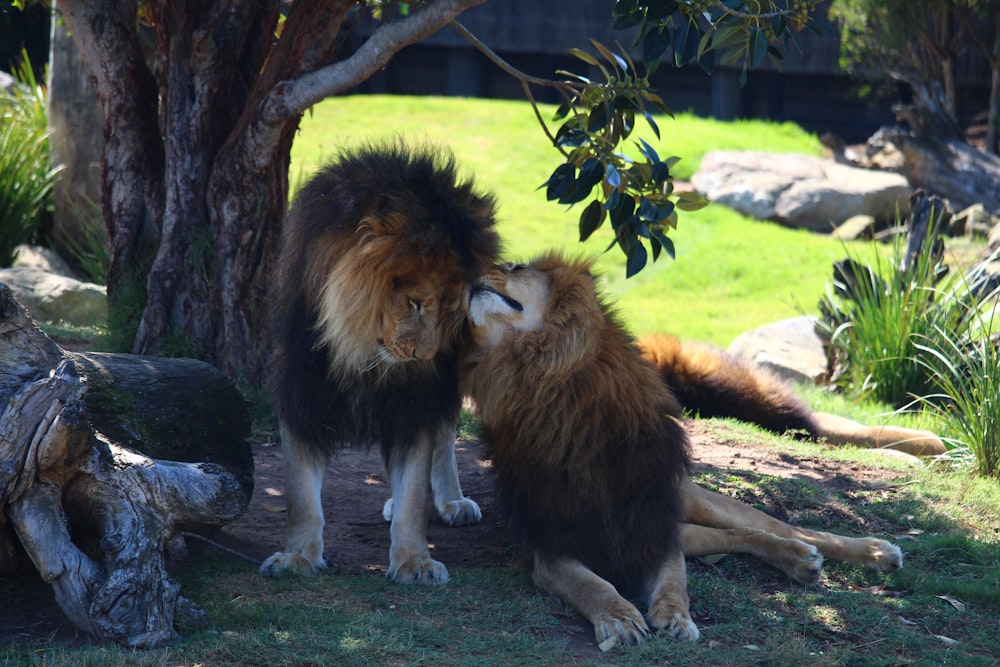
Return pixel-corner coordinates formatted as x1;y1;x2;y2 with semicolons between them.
290;94;839;347
6;96;998;666
7;435;997;666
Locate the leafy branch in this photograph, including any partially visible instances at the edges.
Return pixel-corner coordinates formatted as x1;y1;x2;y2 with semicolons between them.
456;0;831;277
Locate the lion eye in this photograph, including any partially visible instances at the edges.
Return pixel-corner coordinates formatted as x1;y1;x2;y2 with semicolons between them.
501;262;525;272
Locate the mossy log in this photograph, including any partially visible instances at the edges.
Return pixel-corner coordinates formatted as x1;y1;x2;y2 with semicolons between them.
0;284;252;647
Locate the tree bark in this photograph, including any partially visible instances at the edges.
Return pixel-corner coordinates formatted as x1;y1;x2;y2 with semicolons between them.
0;284;252;647
47;1;105;267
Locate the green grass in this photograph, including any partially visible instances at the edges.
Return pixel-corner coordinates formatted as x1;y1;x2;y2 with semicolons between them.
290;95;835;347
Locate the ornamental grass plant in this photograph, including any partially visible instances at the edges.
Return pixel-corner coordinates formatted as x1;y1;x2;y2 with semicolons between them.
0;52;60;266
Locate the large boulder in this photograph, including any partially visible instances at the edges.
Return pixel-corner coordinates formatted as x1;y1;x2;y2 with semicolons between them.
692;151;912;232
728;315;830;386
0;267;106;327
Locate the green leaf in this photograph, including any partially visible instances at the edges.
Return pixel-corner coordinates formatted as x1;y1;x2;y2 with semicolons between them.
644;110;661;139
578;199;606;242
609;193;635;228
748;25;768;69
592;39;629;73
650;226;676;260
604;162;622;189
587;103;611;133
626;240;648;278
544;163;575;201
637;137;660;164
675;191;710;211
568;48;600;67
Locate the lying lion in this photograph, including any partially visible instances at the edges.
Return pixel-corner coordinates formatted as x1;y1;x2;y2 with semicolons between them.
459;253;904;651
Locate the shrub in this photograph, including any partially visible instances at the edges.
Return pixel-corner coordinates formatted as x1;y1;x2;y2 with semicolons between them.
818;207;974;407
914;321;1000;478
0;51;61;266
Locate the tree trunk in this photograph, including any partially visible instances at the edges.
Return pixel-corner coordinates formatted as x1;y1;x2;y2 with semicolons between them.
988;13;1000;156
47;1;105;268
0;284;252;647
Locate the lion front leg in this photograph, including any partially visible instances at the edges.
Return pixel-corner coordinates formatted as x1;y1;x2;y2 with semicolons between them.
382;421;482;527
643;550;700;643
532;553;649;651
260;423;328;576
385;435;449;585
429;420;482;526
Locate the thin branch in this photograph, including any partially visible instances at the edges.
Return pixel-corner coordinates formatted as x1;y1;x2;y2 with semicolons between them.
448;19;575;153
262;0;489;122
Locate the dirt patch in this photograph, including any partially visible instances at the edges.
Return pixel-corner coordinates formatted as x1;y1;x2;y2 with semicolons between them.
0;419;913;650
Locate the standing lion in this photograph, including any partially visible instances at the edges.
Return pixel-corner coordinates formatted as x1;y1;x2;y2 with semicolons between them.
260;143;500;584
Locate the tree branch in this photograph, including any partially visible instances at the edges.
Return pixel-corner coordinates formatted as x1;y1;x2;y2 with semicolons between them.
262;0;489;123
447;19;573;151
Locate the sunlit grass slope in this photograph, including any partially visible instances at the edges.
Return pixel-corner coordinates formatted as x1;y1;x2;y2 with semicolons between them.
290;94;851;346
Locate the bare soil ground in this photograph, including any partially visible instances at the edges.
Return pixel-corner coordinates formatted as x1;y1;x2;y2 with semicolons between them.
0;420;909;651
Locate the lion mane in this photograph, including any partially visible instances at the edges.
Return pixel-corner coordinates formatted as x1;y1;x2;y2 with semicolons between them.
270;143;500;462
461;254;691;596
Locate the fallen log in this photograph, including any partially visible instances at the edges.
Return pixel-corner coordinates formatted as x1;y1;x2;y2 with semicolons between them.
0;284;252;647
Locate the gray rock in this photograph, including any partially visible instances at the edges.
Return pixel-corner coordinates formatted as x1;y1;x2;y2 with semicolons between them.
0;267;107;327
12;244;80;279
692;151;912;232
831;214;876;241
728;315;829;385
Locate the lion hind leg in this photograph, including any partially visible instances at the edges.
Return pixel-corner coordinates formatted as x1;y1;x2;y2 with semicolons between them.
385;435;449;585
683;478;902;572
682;524;823;584
644;550;700;643
532;553;649;651
260;424;328;576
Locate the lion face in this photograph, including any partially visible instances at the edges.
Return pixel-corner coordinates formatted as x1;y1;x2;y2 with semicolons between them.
467;262;550;348
380;276;465;362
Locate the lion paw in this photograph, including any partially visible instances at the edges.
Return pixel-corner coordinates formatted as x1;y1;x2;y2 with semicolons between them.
782;540;824;585
382;497;395;522
866;539;904;571
437;497;482;526
647;604;700;643
387;554;450;585
592;601;650;651
259;551;326;577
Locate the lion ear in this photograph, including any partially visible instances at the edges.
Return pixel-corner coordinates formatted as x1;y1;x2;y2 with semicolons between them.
357;214;403;244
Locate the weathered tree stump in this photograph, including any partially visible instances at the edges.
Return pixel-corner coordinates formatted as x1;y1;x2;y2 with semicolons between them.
0;284;252;647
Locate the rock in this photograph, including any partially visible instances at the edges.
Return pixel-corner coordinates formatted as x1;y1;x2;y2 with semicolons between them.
692;151;912;232
0;70;15;94
0;267;107;327
11;244;80;279
728;316;829;385
950;203;998;239
831;214;876;241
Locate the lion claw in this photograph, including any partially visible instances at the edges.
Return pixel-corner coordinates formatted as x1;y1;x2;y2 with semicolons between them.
387;555;450;585
437;497;482;526
868;540;904;571
259;550;326;577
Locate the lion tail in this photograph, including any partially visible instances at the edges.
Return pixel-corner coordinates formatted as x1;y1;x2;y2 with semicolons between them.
637;333;819;437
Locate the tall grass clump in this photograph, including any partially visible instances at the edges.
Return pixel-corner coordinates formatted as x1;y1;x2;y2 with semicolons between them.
0;51;61;266
819;221;975;407
913;314;1000;478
